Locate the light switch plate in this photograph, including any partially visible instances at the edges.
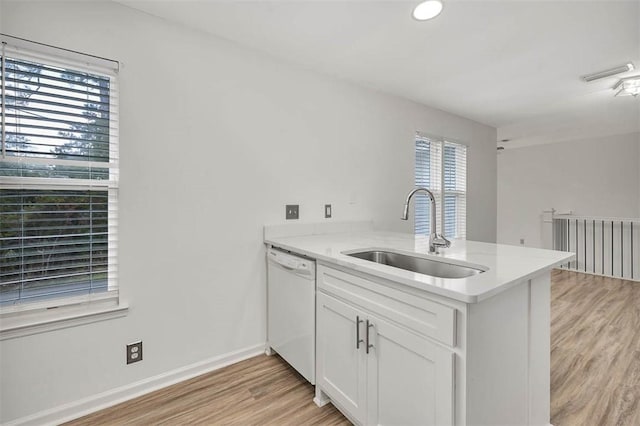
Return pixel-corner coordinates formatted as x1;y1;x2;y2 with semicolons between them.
286;205;299;220
325;204;332;218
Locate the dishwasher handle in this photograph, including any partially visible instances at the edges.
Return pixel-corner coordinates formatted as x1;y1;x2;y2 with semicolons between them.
268;248;315;276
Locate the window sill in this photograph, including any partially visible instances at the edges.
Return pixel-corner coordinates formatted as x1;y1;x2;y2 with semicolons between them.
0;301;129;341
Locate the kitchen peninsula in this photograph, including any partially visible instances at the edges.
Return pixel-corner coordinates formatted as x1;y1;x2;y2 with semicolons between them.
265;222;574;426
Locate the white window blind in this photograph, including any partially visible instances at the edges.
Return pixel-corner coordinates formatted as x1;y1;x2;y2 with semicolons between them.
414;133;466;239
0;38;119;311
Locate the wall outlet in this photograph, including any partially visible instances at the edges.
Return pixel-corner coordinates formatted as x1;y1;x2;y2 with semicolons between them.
286;204;299;220
520;238;525;245
126;341;143;364
325;204;332;218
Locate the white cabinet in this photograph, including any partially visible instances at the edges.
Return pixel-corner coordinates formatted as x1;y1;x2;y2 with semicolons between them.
316;292;367;421
316;263;553;426
367;314;454;426
317;286;454;425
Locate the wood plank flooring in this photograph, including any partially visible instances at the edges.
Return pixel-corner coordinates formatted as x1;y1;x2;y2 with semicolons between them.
68;270;640;425
551;269;640;426
66;354;349;426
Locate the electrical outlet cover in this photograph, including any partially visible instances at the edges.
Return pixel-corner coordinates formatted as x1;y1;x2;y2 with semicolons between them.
325;204;332;218
126;341;143;364
286;204;299;220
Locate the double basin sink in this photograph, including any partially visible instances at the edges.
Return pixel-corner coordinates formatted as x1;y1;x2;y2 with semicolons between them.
345;250;485;279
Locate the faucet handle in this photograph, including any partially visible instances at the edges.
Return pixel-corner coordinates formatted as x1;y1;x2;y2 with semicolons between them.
432;233;451;248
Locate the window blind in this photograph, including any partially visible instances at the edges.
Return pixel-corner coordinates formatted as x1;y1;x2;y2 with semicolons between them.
444;141;466;239
415;134;441;235
0;39;118;310
414;134;466;239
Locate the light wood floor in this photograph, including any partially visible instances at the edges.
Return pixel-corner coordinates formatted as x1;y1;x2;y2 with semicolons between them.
551;269;640;426
66;354;349;426
68;270;640;425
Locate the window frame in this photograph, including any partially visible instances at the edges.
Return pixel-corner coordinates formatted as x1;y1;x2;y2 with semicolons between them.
0;35;124;339
414;132;467;240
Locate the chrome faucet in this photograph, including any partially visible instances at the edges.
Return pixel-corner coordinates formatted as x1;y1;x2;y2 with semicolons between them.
401;187;451;254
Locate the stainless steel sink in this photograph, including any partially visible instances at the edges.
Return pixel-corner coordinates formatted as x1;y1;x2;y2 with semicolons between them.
345;250;484;279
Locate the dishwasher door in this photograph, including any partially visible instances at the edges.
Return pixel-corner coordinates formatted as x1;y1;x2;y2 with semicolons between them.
267;248;316;384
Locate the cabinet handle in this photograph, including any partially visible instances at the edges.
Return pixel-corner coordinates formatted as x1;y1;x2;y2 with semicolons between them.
366;320;374;354
356;316;364;349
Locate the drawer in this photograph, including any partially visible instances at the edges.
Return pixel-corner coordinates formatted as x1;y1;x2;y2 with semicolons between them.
318;265;456;347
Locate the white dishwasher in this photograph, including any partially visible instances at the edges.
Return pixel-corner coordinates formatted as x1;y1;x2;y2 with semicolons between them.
267;247;316;384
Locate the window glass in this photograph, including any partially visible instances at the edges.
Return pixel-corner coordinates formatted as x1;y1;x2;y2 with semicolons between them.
0;48;118;310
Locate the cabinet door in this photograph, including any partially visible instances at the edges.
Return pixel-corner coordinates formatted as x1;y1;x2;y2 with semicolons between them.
366;315;454;426
316;292;367;423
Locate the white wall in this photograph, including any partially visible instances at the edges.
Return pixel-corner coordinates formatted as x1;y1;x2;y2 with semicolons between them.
0;1;497;422
497;132;640;248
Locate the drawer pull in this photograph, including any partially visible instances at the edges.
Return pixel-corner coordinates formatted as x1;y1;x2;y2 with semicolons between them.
366;320;374;354
356;316;364;349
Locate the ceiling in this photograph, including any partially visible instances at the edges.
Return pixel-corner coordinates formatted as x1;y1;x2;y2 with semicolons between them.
118;0;640;148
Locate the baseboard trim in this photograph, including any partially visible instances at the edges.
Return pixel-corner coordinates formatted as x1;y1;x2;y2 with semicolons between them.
6;343;266;426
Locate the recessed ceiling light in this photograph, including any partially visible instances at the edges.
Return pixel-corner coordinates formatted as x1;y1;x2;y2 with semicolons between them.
413;0;444;21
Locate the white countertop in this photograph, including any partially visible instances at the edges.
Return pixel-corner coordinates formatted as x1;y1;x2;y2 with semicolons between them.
264;229;574;303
